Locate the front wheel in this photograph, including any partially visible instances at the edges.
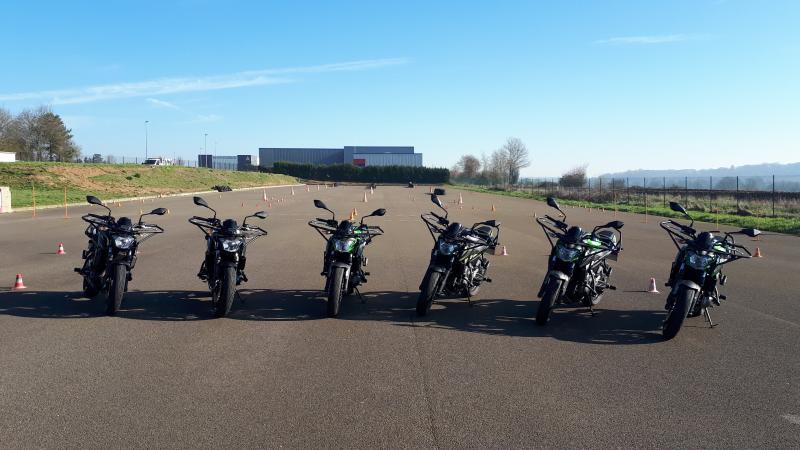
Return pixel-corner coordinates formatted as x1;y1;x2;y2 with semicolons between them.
416;270;442;317
535;278;561;326
663;285;694;340
105;263;127;315
327;267;346;317
214;265;237;317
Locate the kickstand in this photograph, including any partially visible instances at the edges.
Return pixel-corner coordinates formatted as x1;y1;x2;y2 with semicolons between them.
355;286;365;303
467;295;474;307
588;304;596;317
703;308;715;328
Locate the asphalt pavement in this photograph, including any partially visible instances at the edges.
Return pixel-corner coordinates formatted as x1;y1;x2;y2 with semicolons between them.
1;185;798;449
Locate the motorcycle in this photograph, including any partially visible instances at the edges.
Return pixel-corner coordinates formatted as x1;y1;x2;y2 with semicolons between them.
74;195;166;315
660;201;760;340
189;196;268;317
308;199;386;317
417;189;500;316
534;197;623;325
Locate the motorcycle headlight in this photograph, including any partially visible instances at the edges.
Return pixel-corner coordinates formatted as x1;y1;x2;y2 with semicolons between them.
220;238;243;252
333;238;357;253
112;235;135;249
437;240;459;255
556;244;581;262
686;251;713;270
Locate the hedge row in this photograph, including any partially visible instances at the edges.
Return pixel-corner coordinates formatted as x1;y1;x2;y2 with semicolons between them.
268;162;450;184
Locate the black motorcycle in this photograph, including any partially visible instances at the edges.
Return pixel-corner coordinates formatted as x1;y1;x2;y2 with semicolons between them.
308;199;386;317
660;202;760;340
534;197;623;325
75;195;166;315
417;189;500;316
189;196;268;317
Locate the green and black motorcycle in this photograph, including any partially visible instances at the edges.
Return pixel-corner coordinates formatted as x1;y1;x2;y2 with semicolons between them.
660;202;760;340
308;199;386;317
534;197;624;325
417;189;500;316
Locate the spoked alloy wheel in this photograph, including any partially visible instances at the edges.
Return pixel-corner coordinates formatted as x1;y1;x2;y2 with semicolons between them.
416;270;441;317
105;263;126;315
327;267;346;317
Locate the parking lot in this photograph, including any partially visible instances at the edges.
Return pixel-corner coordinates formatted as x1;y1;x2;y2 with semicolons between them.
1;185;798;448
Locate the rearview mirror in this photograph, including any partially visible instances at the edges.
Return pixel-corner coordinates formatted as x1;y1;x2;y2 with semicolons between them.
741;228;760;238
314;199;327;210
254;211;268;219
546;197;559;210
607;220;624;230
370;208;386;217
193;196;209;208
433;188;446;196
87;195;103;206
151;208;168;216
669;202;687;215
431;194;444;209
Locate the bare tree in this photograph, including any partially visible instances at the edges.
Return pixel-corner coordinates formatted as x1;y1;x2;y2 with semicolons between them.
560;164;588;188
489;147;510;187
502;137;530;185
454;154;481;181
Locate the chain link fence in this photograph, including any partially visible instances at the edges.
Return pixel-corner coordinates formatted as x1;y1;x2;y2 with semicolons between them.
512;175;800;219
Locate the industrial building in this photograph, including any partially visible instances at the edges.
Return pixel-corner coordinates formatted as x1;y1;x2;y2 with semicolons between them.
258;146;422;168
198;154;259;171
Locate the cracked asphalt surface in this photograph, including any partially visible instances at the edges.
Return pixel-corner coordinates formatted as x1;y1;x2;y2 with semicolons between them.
1;185;798;449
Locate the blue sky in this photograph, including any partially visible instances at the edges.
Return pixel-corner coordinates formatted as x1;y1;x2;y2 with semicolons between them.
1;0;798;176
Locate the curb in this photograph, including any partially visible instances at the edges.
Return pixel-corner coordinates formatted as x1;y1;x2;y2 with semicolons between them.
7;183;305;213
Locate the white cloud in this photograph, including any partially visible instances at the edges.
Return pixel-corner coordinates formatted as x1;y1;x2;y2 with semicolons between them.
146;98;181;110
0;58;408;105
181;114;223;124
594;34;707;45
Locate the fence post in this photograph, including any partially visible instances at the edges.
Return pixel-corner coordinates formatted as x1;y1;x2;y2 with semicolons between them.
685;176;688;204
709;176;713;213
772;174;776;218
626;177;630;204
736;176;739;211
662;176;666;207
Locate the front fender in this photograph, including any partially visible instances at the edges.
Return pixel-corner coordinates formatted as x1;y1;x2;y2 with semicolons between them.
538;270;570;298
419;265;449;290
676;279;701;292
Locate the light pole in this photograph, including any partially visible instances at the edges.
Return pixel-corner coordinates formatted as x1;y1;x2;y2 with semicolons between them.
204;133;209;168
145;120;149;159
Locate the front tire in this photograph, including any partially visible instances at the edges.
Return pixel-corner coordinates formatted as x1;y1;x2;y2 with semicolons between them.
327;267;346;317
416;270;441;317
214;265;236;317
663;285;694;340
535;278;561;326
105;264;126;315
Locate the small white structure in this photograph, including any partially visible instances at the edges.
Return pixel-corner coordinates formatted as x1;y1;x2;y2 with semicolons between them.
0;151;16;162
0;186;12;213
142;157;173;166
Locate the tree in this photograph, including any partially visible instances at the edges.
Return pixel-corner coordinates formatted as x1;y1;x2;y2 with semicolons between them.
454;154;481;180
0;107;80;161
502;137;530;184
92;154;103;164
560;165;588;188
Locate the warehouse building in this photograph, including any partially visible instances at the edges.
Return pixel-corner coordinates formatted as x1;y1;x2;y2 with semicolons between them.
258;146;422;168
198;154;259;171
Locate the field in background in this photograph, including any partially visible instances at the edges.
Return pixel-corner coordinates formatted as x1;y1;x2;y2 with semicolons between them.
456;184;800;235
0;162;296;208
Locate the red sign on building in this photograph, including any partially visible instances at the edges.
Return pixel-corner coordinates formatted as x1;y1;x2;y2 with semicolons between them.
353;159;366;167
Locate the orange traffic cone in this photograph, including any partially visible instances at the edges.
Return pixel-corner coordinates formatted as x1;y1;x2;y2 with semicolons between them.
363;192;368;203
458;193;463;205
56;242;66;255
491;204;496;213
167;209;170;215
429;186;433;194
307;185;310;192
500;245;508;256
13;273;26;290
262;190;267;202
533;212;537;218
241;202;245;208
317;185;320;191
291;187;295;195
647;278;660;293
353;208;358;217
753;247;763;258
370;187;374;195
